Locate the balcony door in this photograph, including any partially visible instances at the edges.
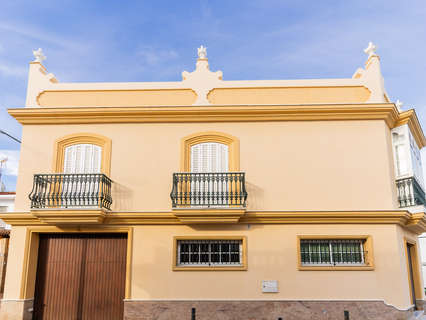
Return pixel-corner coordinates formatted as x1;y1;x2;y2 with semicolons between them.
64;144;101;174
190;142;228;206
62;144;102;207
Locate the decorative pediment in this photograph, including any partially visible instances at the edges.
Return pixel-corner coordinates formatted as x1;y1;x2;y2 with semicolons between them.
182;46;223;105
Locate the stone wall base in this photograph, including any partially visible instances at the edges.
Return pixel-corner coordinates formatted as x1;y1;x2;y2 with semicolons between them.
0;299;33;320
124;300;414;320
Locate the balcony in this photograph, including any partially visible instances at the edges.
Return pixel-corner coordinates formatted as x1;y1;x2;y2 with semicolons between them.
396;177;426;208
28;174;112;224
170;172;247;223
170;172;247;207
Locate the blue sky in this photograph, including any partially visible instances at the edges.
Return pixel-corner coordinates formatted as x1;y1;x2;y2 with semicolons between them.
0;0;426;190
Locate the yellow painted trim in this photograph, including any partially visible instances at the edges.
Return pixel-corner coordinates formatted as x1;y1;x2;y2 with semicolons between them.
2;210;425;232
12;104;423;147
20;226;133;300
296;235;374;271
404;212;426;234
172;236;247;271
32;209;107;224
8;103;399;127
239;210;413;226
180;131;240;172
395;109;426;148
404;237;423;305
20;227;33;299
172;208;245;224
53;133;112;175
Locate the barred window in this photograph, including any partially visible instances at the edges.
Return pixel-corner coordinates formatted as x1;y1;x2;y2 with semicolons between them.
300;239;366;266
177;239;243;266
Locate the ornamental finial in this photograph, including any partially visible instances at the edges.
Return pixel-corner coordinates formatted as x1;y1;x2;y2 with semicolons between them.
364;42;377;57
197;45;207;59
32;48;46;63
395;99;403;111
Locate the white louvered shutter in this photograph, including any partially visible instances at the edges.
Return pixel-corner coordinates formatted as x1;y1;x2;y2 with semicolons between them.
63;144;101;173
191;142;228;173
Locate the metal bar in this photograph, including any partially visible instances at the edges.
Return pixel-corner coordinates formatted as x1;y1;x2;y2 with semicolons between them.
29;173;113;210
170;172;247;208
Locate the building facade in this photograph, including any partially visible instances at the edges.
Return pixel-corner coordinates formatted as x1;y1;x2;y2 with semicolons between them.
0;44;426;320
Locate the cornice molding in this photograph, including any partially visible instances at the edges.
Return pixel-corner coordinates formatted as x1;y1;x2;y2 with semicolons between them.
395;109;426;148
8;103;399;127
10;103;424;149
1;210;425;233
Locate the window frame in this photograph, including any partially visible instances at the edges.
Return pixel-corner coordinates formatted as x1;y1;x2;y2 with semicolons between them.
180;131;240;172
297;235;374;271
53;133;112;175
173;236;247;271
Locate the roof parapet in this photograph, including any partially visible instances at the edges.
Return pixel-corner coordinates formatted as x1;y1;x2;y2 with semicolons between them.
25;48;58;107
182;46;223;105
352;42;389;103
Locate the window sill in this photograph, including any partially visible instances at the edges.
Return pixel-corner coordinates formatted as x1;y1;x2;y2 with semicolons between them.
298;265;374;271
173;265;247;271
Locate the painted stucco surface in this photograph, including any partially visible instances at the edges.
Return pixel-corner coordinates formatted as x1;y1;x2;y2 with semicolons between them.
3;226;27;299
1;224;421;311
14;120;398;212
128;224;416;309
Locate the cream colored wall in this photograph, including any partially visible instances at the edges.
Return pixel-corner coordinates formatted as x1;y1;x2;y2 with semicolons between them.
2;226;27;299
1;224;416;310
131;224;412;309
14;120;399;212
396;226;425;305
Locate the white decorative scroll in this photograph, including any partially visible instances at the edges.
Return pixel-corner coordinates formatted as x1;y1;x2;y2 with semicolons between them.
33;48;46;63
364;42;377;57
395;99;403;111
197;45;207;59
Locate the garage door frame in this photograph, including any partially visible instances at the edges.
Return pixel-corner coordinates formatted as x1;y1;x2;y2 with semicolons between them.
19;226;133;301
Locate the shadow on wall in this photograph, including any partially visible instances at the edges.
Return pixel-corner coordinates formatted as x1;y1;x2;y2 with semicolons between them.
111;182;133;211
245;181;264;211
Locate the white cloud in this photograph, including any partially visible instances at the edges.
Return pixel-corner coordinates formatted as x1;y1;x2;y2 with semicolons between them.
0;21;87;52
0;62;27;77
0;150;19;176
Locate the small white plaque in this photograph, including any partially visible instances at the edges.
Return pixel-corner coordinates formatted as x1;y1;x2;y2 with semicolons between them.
262;280;278;293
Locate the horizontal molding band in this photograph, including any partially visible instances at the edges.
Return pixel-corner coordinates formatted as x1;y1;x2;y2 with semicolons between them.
9;103;398;125
1;210;424;233
9;103;424;147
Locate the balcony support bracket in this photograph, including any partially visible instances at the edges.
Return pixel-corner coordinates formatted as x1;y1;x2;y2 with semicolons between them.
172;208;246;224
31;209;107;225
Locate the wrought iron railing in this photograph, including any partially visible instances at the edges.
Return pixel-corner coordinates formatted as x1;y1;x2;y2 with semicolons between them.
170;172;247;208
29;173;113;210
396;176;426;207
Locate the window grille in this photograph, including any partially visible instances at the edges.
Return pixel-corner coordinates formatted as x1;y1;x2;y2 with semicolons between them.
177;239;242;266
300;239;366;266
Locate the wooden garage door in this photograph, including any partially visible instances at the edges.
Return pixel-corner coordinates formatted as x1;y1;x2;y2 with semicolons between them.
33;234;127;320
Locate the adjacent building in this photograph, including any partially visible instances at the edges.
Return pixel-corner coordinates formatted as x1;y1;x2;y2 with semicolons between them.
0;192;14;299
0;44;425;320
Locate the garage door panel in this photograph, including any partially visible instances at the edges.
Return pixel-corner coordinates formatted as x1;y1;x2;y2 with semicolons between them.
33;234;127;320
34;235;83;320
81;235;127;320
